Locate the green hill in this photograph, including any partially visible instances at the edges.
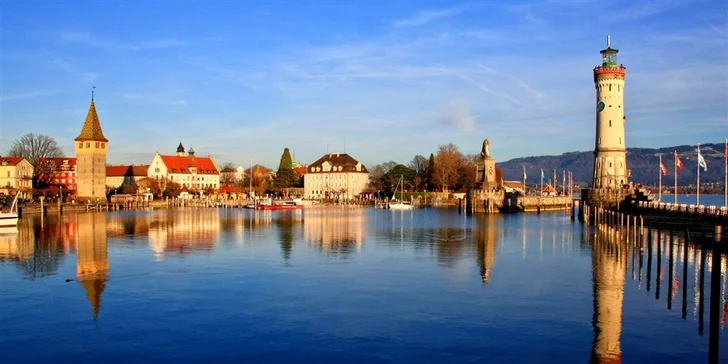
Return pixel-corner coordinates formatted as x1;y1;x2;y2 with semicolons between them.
497;143;726;187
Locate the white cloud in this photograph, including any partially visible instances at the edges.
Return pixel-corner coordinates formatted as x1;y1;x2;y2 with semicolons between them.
440;101;477;132
393;5;469;27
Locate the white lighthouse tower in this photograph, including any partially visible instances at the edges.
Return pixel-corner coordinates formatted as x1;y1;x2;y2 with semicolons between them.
592;36;628;189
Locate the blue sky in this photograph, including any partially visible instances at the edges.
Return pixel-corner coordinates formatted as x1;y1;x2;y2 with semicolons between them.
1;0;726;169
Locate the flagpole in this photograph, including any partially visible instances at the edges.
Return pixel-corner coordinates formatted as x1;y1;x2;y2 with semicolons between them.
541;169;544;197
562;170;565;196
674;151;678;205
659;154;662;202
523;165;526;195
697;143;701;206
725;138;727;208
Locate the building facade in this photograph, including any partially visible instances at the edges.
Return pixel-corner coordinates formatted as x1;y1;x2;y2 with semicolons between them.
147;143;220;192
0;157;33;199
303;153;369;199
592;36;628;189
106;165;150;191
39;157;77;192
75;95;109;202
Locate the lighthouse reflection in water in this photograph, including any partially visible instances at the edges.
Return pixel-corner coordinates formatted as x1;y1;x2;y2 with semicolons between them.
0;208;726;363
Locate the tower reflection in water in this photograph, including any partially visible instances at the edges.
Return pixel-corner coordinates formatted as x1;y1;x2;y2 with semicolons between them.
589;225;627;364
473;215;498;284
75;213;109;321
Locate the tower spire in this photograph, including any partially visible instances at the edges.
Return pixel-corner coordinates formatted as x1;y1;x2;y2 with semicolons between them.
92;86;95;102
607;34;611;48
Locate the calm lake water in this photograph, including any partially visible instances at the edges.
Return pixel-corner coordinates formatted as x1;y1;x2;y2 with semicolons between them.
1;207;726;363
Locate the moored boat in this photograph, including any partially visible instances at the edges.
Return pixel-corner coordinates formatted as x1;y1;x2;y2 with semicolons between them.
0;194;20;227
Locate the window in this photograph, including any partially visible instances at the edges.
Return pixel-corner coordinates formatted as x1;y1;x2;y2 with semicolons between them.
95;142;99;148
609;120;611;127
86;142;90;148
598;137;601;145
101;143;105;149
79;143;83;148
609;84;612;91
619;137;622;144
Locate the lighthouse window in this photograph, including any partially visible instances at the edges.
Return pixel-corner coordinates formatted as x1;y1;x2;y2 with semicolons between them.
599;137;601;145
609;120;612;127
619;137;622;144
609;84;612;91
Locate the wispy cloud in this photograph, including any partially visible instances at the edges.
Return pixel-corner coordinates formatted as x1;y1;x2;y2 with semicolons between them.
440;101;477;132
59;31;187;51
393;5;468;27
0;90;62;102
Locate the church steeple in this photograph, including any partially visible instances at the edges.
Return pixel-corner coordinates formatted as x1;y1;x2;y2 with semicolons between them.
188;145;195;156
176;142;185;157
75;94;108;142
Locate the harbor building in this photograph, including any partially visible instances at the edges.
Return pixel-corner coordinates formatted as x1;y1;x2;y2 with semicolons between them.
592;36;628;189
148;142;220;192
304;153;369;200
38;158;77;192
75;93;109;203
106;165;150;191
0;157;33;199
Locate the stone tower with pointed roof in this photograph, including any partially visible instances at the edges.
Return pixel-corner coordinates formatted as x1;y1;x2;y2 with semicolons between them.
75;94;109;202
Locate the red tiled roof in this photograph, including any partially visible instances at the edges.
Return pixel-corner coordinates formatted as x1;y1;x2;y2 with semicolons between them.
0;157;26;166
106;165;149;177
294;165;307;177
40;157;77;169
160;155;218;175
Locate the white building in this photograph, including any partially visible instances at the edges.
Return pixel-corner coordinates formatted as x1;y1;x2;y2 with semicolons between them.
304;153;369;199
147;142;220;192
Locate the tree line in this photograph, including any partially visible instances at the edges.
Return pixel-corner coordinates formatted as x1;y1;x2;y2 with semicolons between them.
367;143;480;196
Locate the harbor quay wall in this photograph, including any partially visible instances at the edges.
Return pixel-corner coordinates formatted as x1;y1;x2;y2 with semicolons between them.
468;189;571;214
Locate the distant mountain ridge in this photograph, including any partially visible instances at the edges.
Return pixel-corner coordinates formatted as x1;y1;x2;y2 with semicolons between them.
497;142;727;186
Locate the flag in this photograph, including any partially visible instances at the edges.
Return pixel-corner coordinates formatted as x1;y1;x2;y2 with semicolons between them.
554;169;557;184
660;161;667;176
675;154;683;172
697;149;707;171
541;169;544;180
523;166;527;180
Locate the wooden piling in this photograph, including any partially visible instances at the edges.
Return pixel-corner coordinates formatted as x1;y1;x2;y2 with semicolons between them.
709;225;722;362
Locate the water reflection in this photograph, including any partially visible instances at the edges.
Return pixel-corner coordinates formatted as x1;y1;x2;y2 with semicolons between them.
76;213;109;321
0;216;77;279
275;210;304;262
474;215;498;284
304;207;367;256
589;226;627;363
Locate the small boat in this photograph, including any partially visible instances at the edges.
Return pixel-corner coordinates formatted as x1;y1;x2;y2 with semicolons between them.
0;194;20;227
389;176;414;210
256;198;304;210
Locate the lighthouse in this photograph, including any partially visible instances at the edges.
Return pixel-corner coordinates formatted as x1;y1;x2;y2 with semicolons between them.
592;36;627;189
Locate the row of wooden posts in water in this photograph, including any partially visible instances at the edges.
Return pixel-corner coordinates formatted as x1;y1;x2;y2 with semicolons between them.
593;206;725;363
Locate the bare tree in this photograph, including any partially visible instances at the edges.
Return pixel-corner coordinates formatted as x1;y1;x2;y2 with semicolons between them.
408;155;428;190
219;162;238;186
7;133;64;176
433;144;464;192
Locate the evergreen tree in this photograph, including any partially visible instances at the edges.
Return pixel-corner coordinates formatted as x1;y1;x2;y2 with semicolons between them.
274;148;296;189
425;153;436;191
